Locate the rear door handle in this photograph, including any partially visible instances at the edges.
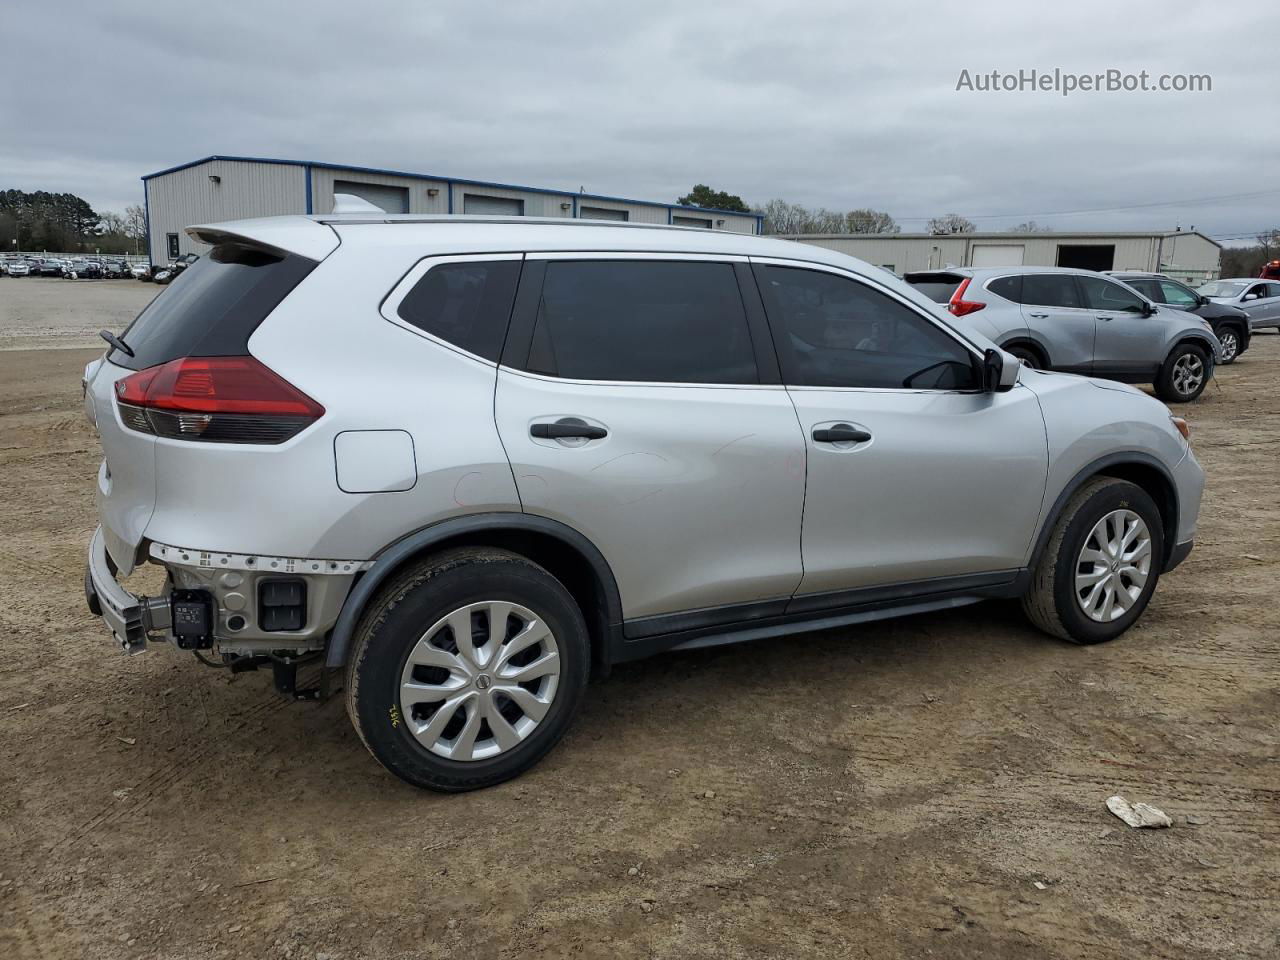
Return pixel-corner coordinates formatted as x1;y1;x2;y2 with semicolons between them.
1028;312;1050;319
812;424;871;444
530;420;607;441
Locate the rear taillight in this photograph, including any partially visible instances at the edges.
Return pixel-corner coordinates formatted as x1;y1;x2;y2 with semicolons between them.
947;277;987;317
114;356;324;444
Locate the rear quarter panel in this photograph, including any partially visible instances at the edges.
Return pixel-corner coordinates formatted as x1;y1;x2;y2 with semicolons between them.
143;239;521;560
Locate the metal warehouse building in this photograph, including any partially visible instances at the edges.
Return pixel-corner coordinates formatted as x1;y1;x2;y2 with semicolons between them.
143;155;763;263
787;230;1222;284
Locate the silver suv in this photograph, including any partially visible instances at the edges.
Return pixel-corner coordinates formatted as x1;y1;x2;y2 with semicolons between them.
904;266;1221;402
84;217;1203;791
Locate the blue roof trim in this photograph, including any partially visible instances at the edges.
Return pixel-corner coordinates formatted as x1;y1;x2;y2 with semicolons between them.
140;154;760;219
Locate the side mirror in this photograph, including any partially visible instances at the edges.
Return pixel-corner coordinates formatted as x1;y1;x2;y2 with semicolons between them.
1142;301;1157;317
1244;293;1259;301
983;348;1018;392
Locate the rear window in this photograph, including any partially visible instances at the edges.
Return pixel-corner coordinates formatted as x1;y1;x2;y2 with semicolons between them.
112;243;316;371
903;273;965;304
395;259;521;361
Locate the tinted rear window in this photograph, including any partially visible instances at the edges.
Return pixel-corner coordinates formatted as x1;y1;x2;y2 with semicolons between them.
904;274;964;303
1020;274;1082;309
526;260;757;384
396;259;521;361
113;244;315;370
986;275;1023;302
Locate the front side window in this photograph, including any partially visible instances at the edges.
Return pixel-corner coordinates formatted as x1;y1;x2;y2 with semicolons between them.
1157;280;1199;307
1245;283;1270;301
1020;274;1083;309
1078;276;1146;313
396;260;521;362
755;265;978;390
1124;279;1163;302
526;260;758;384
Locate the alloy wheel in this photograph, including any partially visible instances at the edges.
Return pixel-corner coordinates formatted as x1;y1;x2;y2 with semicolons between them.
1171;353;1205;397
399;601;561;761
1074;509;1152;622
1219;331;1238;363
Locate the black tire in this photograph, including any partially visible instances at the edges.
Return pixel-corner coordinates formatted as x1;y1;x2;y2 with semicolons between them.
345;547;590;792
1214;326;1240;364
1005;344;1043;369
1022;477;1164;644
1154;342;1210;403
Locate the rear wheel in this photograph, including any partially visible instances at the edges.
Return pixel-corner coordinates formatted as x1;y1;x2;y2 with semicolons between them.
1022;477;1164;644
1155;342;1210;402
1005;345;1043;369
345;548;590;792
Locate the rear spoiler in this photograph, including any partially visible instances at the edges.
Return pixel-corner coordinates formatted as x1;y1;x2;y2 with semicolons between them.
186;216;339;262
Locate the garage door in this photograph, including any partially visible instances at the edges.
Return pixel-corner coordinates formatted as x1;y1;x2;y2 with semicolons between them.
332;180;409;214
970;244;1025;267
672;215;713;228
463;194;524;216
579;205;628;222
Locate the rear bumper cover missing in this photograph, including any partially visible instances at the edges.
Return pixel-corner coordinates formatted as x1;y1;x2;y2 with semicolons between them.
86;526;171;654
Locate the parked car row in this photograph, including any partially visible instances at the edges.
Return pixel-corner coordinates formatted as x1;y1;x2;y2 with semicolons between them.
904;266;1224;403
0;255;147;279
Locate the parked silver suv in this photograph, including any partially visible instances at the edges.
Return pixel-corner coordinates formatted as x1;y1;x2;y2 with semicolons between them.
904;266;1221;402
84;217;1203;791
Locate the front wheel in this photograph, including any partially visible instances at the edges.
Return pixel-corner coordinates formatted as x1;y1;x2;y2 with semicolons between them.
345;547;590;792
1022;477;1164;644
1155;342;1210;403
1216;328;1240;364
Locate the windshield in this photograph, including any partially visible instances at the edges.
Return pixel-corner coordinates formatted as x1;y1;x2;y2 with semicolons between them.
1198;281;1247;297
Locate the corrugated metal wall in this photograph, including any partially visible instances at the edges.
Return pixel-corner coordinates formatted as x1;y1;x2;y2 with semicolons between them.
310;168;449;215
792;234;1220;276
145;159;762;262
146;159;306;260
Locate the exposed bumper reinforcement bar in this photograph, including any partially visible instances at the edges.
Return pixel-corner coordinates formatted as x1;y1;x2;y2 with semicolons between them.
86;526;171;654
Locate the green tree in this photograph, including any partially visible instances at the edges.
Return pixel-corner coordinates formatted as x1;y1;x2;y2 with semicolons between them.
677;184;751;212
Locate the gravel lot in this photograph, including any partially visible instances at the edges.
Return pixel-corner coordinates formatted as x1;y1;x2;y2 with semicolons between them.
1;283;1277;959
0;276;158;351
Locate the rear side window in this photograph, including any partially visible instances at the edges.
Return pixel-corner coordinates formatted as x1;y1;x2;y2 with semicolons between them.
526;260;758;384
113;243;316;371
904;273;964;303
1020;274;1082;309
986;275;1024;303
396;260;521;361
1078;276;1146;313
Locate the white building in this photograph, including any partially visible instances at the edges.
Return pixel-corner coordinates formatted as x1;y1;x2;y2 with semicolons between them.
142;155;763;263
785;230;1222;284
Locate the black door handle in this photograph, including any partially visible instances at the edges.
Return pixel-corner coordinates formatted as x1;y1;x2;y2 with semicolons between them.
812;424;871;444
531;421;607;441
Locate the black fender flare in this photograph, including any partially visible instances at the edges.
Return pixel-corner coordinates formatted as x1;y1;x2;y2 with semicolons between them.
1028;452;1181;572
1167;334;1218;365
324;512;624;668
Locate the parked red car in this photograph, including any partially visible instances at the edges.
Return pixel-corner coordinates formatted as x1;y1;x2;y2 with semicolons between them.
1260;260;1280;280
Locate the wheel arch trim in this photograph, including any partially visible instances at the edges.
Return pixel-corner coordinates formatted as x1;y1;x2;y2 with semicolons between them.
1029;452;1180;572
324;513;624;668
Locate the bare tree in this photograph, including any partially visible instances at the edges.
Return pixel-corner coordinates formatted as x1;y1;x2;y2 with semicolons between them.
927;213;976;235
844;208;899;234
124;204;146;254
1011;220;1053;233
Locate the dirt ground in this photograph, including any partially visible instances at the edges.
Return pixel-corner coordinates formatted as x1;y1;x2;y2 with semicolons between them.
1;282;1277;959
0;277;158;351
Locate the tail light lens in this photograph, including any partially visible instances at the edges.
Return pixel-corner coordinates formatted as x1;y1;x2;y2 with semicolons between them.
947;277;987;317
115;356;324;444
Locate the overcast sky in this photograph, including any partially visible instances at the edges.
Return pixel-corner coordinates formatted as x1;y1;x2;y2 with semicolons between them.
4;0;1277;241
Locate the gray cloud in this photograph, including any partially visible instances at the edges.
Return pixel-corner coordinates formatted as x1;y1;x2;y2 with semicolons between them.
3;0;1277;241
